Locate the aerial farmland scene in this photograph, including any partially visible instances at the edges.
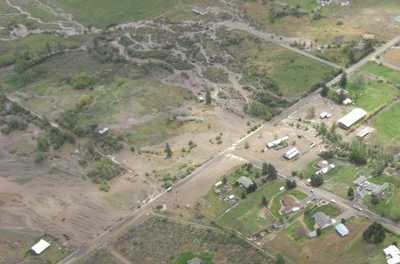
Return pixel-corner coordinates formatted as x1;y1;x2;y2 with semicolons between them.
1;0;400;263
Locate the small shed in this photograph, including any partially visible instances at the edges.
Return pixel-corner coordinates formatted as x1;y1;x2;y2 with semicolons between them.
31;239;51;255
384;245;400;264
187;257;203;264
335;223;349;237
284;147;300;160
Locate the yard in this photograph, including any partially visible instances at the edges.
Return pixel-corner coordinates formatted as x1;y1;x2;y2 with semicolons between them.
216;180;284;236
323;164;365;198
303;203;341;231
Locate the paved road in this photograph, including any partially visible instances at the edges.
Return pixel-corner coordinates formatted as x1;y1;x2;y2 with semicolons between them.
57;29;400;264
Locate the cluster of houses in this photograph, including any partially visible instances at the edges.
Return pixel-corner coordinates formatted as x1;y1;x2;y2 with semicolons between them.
353;176;389;198
266;136;301;161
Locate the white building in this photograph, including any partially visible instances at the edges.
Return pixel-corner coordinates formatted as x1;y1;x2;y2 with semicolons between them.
267;136;289;149
320;112;332;119
337;108;367;129
31;239;51;255
284;147;300;160
384;245;400;264
316;163;336;176
356;126;375;139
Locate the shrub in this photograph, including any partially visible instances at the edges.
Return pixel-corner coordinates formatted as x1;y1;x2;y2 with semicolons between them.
70;73;95;90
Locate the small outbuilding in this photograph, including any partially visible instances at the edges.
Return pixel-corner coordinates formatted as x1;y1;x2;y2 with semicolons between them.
267;136;289;149
31;239;51;255
284;147;300;160
335;223;349;237
384;245;400;264
337;108;367;129
187;257;203;264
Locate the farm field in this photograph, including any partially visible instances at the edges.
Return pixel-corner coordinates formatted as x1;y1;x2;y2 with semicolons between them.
49;0;215;27
264;217;400;264
383;48;400;68
346;77;399;113
86;216;275;264
362;62;400;86
373;102;400;143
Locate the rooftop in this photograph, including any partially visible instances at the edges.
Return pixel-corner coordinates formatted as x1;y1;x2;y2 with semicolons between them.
237;176;254;189
384;245;400;264
335;223;349;237
31;239;51;255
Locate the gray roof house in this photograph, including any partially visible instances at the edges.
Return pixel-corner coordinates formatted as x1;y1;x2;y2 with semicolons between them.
237;176;255;190
187;258;203;264
313;212;332;229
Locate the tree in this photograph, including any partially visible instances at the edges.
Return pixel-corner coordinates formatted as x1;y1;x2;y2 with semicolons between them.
262;162;268;176
363;222;386;244
241;191;247;199
267;163;278;180
350;140;368;165
339;72;347;88
316;228;322;236
320;84;329;97
286;179;297;190
205;90;212;105
222;176;227;185
261;196;268;207
371;194;380;205
347;187;354;200
276;254;285;264
165;143;173;159
310;175;324;187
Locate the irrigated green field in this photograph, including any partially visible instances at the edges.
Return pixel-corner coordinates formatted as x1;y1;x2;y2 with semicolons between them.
362;62;400;86
373;102;400;143
346;77;399;113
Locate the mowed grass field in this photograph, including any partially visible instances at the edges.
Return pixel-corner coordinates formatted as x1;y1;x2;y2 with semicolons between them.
346;77;399;113
373;102;400;143
362;62;400;86
323;164;361;198
265;217;400;264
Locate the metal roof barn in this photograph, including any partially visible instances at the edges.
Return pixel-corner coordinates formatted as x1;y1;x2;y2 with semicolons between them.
338;108;367;129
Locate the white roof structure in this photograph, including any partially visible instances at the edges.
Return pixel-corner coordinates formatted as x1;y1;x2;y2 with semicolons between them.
357;126;375;139
384;245;400;264
335;223;349;237
31;239;51;255
316;164;336;176
342;98;353;105
214;181;223;188
320;112;332;119
338;108;367;129
97;127;110;135
267;136;289;148
284;147;300;160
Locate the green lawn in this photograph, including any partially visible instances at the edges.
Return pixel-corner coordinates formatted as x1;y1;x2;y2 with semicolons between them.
373;102;400;143
51;0;184;27
216;180;284;236
346;78;399;113
270;189;308;218
362;62;400;86
323;164;363;198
